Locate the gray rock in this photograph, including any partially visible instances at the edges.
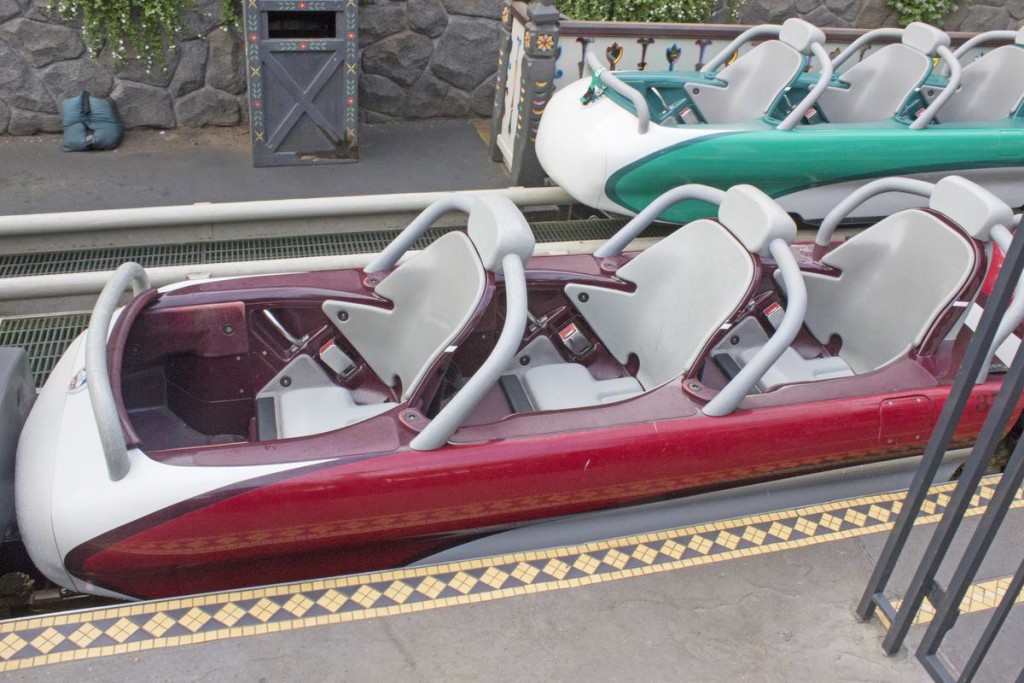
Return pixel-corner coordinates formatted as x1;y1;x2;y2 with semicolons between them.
804;6;844;28
206;28;246;94
0;42;56;111
404;72;448;118
360;73;406;116
98;42;180;88
824;0;859;23
175;86;240;126
954;5;1012;31
22;0;57;22
0;18;84;67
7;106;61;134
441;0;501;19
408;0;447;38
0;98;9;134
709;6;734;23
939;5;972;31
1008;0;1024;20
440;87;472;117
169;39;208;97
737;0;791;24
793;0;819;15
236;93;248;124
182;0;225;39
362;31;432;87
363;109;398;124
0;0;20;23
110;80;175;128
471;77;496;117
432;16;499;90
360;2;406;48
853;2;898;28
39;58;114;101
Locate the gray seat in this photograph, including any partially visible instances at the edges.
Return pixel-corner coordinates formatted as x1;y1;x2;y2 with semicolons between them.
326;195;534;401
801;176;1009;374
522;185;796;411
928;29;1024;122
817;22;949;124
685;18;825;124
255;355;395;440
260;195;535;439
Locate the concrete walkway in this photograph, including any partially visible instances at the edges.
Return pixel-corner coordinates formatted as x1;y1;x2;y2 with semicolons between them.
0;121;510;215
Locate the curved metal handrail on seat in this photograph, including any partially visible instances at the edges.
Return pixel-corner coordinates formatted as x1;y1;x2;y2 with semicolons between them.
825;24;962;130
939;29;1021;75
86;261;151;481
584;51;651;135
594;184;728;257
361;193;535;450
364;194;478;273
411;252;529;450
585;19;832;134
592;183;807;417
813;176;1024;377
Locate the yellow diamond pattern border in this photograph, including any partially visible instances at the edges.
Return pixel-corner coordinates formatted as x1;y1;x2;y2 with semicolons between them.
891;574;1024;626
0;475;1019;672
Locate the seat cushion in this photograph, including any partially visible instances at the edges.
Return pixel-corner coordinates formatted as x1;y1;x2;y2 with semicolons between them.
522;363;642;412
256;355;395;439
275;386;393;439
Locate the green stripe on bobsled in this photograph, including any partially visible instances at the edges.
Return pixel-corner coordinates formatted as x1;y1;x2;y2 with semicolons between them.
606;125;1024;223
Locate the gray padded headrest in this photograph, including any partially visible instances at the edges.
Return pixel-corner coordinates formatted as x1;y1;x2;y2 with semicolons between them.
929;176;1013;242
902;22;950;56
466;194;536;273
779;18;825;55
717;184;797;256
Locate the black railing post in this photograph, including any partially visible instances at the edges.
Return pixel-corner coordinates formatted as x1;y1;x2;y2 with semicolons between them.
917;435;1024;680
857;221;1024;655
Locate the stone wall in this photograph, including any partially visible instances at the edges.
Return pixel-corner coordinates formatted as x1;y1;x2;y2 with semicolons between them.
0;0;502;134
0;0;246;135
359;0;502;122
1;0;1021;135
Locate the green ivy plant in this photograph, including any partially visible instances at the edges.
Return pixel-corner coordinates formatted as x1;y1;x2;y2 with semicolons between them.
887;0;957;26
559;0;716;24
55;0;241;70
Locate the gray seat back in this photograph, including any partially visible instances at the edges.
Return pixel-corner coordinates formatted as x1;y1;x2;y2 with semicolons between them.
567;185;795;391
930;42;1024;122
325;196;535;401
802;211;976;374
685;18;823;124
818;22;947;123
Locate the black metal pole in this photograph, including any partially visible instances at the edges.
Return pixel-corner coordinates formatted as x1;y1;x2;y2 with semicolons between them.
956;553;1024;682
917;430;1024;680
857;222;1024;650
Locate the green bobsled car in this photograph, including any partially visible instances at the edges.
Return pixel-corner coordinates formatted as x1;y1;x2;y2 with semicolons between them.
536;19;1024;223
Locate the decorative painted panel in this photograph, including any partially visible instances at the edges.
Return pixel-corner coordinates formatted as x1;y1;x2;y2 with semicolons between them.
243;0;358;167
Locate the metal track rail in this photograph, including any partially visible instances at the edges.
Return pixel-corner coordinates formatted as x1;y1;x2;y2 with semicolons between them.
0;186;572;239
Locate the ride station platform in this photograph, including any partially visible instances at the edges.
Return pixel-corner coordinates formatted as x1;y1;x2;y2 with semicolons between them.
0;466;1020;681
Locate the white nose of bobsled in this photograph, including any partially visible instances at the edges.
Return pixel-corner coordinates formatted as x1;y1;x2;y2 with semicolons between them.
536;78;611;209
